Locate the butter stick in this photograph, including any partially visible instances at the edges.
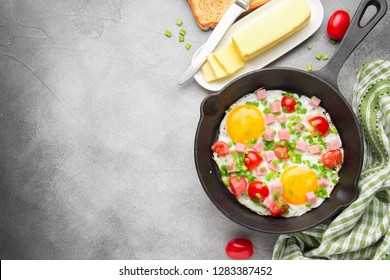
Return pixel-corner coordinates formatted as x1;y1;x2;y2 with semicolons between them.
232;0;311;61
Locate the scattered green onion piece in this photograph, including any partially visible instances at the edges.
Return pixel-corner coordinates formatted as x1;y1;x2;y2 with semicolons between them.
185;43;191;50
179;35;184;42
179;29;186;36
165;29;172;37
330;39;337;45
323;54;329;60
263;108;271;114
176;19;183;26
316;54;323;60
308;44;313;50
307;64;313;72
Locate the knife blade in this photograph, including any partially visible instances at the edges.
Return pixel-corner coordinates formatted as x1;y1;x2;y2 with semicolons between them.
178;0;250;85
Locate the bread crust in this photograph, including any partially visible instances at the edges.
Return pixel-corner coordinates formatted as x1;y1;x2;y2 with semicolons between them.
188;0;271;30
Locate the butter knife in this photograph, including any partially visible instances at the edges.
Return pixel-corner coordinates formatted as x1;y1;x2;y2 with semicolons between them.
178;0;250;85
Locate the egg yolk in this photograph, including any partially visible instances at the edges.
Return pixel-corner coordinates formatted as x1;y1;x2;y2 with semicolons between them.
226;105;264;144
281;165;318;205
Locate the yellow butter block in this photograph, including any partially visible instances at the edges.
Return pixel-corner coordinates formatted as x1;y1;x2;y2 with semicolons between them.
214;43;245;74
201;60;217;82
232;0;311;61
207;53;227;79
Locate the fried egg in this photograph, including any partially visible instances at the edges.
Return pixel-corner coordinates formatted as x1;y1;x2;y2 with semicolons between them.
212;89;343;217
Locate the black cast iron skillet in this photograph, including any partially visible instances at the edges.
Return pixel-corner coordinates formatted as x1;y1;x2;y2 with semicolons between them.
195;0;387;234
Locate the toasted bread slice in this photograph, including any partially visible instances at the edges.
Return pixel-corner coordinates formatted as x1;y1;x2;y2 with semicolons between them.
188;0;271;30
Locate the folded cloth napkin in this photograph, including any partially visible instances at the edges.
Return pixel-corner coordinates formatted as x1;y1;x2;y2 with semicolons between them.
272;60;390;260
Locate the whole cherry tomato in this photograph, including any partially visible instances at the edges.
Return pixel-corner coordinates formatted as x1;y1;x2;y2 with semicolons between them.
269;200;289;217
327;10;350;40
211;141;229;156
244;151;263;170
225;238;254;260
281;96;297;113
228;176;248;196
308;116;330;136
248;181;269;200
321;150;343;169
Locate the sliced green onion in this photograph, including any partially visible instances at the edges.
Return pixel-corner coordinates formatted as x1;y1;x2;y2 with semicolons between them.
330;39;337;45
307;64;313;72
323;54;329;60
179;29;186;36
179;35;184;42
165;29;172;37
185;43;191;50
308;44;313;50
176;19;183;26
316;54;323;60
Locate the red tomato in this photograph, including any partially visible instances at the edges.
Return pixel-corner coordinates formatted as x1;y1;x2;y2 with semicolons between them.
248;181;269;200
321;150;343;169
269;200;289;217
225;238;253;260
274;144;289;159
228;176;248;196
308;116;330;136
211;141;229;156
281;96;297;113
244;151;263;170
327;10;350;40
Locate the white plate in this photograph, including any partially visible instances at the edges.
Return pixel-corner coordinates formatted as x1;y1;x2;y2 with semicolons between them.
193;0;324;92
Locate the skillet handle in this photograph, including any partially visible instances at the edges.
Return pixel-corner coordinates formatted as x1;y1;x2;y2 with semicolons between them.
314;0;387;90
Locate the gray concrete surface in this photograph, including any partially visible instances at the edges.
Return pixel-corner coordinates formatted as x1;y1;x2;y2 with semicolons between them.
0;0;389;259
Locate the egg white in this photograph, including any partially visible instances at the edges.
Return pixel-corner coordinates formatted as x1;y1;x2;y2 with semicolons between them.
213;90;343;217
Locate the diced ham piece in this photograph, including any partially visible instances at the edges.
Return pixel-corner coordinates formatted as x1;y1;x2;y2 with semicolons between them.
264;113;275;125
276;113;287;123
226;162;236;173
278;129;290;141
326;139;342;150
256;88;267;100
263;129;275;141
262;196;273;208
306;191;317;204
295;139;308;152
268;162;279;172
270;182;283;195
253;141;264;151
309;96;321;108
263;151;275;162
235;142;246;153
318;178;330;188
256;165;267;176
308;144;321;155
269;102;281;113
294;121;305;133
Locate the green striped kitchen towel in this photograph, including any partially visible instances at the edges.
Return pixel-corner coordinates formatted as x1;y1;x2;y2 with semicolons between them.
272;60;390;260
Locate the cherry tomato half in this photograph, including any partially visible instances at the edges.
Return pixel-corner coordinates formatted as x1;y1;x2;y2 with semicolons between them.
274;144;289;159
244;151;263;170
281;96;297;113
248;181;269;200
308;116;330;136
269;200;289;217
225;238;254;260
321;150;343;169
228;176;248;196
327;10;350;40
211;141;229;156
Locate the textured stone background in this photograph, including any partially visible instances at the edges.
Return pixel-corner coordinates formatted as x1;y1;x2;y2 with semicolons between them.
0;0;389;259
